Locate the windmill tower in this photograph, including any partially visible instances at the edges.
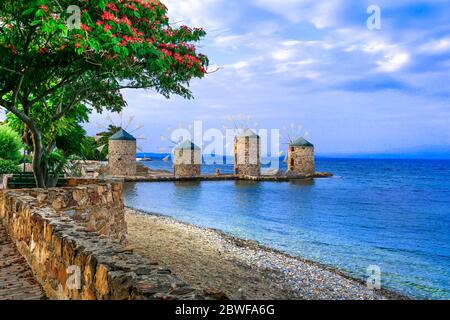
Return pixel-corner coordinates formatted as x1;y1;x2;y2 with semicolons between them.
173;140;201;178
234;129;261;177
287;137;315;177
108;129;137;176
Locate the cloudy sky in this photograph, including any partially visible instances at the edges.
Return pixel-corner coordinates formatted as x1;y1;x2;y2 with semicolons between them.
86;0;450;156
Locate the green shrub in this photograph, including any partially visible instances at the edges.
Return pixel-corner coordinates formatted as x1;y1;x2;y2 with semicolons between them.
0;125;22;162
0;159;19;174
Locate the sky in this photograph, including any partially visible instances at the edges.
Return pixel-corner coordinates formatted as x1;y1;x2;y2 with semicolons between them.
84;1;449;155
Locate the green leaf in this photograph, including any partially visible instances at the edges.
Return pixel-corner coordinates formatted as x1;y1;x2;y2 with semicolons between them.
22;8;35;16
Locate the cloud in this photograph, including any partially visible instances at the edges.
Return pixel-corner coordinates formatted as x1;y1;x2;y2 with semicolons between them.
272;59;318;78
212;33;254;50
163;0;232;30
252;0;342;28
84;0;450;153
376;52;410;73
271;48;296;61
419;37;450;55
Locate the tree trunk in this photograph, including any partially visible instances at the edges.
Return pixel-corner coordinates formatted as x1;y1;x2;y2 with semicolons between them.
30;129;45;188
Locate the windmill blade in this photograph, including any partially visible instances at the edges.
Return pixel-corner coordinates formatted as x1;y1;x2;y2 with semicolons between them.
97;145;106;152
137;146;144;152
96;123;107;130
304;131;310;137
124;115;135;130
105;113;114;126
137;135;146;140
188;124;193;131
167;127;173;133
130;124;143;133
118;111;123;128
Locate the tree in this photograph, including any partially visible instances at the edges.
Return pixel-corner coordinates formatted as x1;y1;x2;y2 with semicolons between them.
0;0;208;187
6;103;91;181
0;124;22;162
0;159;20;174
80;136;106;161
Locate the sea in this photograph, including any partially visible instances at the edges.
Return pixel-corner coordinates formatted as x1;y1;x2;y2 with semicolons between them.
123;156;450;299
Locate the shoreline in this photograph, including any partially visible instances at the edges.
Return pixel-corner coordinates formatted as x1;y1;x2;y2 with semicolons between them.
125;207;409;300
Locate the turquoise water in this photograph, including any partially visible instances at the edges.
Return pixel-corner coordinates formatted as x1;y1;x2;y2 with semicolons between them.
123;158;450;299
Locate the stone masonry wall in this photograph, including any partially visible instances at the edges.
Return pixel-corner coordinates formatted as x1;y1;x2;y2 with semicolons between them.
287;146;315;177
234;137;260;177
25;183;128;245
173;149;201;177
173;164;201;178
109;140;136;176
0;186;206;300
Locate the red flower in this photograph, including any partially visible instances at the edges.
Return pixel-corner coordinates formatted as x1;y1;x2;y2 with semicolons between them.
80;24;91;32
8;44;17;55
106;3;120;12
101;11;117;22
38;5;49;13
75;43;81;48
120;16;132;27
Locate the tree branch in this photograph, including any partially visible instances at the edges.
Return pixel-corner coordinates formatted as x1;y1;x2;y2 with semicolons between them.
52;87;88;122
13;74;24;108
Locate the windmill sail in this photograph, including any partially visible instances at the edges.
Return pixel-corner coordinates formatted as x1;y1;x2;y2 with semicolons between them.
162;155;170;162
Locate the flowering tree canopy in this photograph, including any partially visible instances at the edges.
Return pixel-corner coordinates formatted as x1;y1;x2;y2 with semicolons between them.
0;0;209;187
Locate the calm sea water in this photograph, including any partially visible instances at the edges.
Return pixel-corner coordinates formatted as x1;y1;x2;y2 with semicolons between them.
123;158;450;299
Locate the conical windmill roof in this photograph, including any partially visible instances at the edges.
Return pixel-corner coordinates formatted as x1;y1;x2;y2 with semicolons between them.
236;129;259;138
109;128;136;141
289;137;314;147
174;140;201;150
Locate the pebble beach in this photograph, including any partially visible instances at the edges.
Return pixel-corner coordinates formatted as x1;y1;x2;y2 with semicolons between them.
125;208;407;300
